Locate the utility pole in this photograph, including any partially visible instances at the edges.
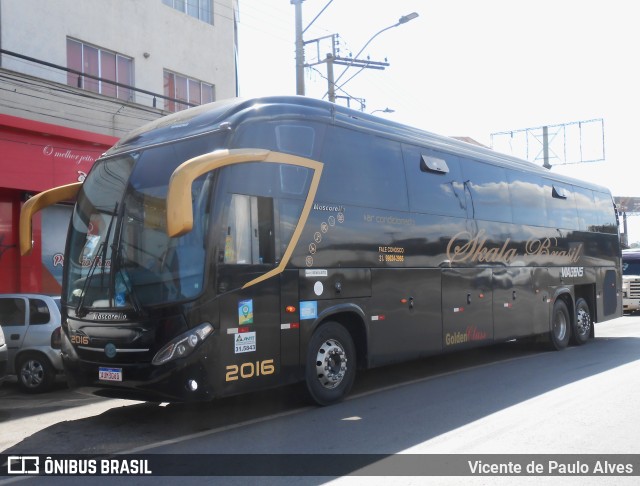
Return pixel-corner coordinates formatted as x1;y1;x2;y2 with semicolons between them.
292;5;417;108
291;0;305;95
325;53;335;102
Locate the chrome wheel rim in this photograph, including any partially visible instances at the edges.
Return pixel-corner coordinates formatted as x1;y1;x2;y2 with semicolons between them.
315;339;348;389
20;360;44;388
576;307;591;337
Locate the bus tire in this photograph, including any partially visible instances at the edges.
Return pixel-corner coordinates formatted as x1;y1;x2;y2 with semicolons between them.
549;299;571;350
305;321;356;406
571;298;592;345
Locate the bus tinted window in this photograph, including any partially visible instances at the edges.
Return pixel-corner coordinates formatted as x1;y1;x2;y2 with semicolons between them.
318;127;408;210
402;146;466;218
461;160;512;223
593;191;618;234
544;179;579;230
507;171;547;227
275;125;315;158
232;121;325;160
574;186;600;232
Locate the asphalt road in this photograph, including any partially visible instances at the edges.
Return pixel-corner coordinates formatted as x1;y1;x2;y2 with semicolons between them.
1;314;639;485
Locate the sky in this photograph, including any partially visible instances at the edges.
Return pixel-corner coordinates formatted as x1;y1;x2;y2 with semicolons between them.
235;0;640;244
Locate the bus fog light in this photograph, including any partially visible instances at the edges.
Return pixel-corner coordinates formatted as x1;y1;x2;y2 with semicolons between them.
152;322;214;365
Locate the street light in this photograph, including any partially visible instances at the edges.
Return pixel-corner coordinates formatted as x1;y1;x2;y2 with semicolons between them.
330;12;419;94
371;108;395;115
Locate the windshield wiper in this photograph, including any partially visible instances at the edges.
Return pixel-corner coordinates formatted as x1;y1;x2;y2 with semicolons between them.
75;203;118;317
111;202;145;316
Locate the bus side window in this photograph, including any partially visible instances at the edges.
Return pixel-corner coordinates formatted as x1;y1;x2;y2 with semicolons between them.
224;194;274;265
318;127;408;211
593;191;618;234
507;170;547;227
545;180;579;230
402;145;466;218
574;186;599;232
461;160;512;223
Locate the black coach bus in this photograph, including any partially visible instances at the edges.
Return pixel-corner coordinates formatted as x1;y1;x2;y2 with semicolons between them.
20;96;621;404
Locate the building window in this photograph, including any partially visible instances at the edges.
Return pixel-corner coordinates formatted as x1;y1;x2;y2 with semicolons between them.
67;39;134;101
163;0;213;24
164;70;215;112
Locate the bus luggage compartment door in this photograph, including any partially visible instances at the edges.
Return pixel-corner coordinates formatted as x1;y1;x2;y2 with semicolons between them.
368;268;441;366
442;268;493;349
492;267;537;341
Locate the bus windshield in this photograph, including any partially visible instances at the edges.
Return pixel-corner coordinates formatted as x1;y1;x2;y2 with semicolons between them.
66;134;224;310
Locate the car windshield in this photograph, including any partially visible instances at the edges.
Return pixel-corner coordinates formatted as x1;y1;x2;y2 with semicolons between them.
622;257;640;276
65;133;225;311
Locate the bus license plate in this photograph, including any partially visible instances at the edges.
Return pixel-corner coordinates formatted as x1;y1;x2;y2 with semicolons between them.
99;367;122;382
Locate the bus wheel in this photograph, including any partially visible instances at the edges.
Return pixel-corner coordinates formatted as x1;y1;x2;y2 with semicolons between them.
571;298;592;345
305;321;356;406
549;299;571;350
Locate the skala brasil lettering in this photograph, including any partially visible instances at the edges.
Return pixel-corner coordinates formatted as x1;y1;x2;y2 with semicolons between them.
446;230;583;265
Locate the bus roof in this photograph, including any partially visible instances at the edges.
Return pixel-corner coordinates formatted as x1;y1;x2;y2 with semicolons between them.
105;96;611;194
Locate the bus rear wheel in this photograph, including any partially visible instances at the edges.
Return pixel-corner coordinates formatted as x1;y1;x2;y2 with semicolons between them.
305;321;356;406
571;298;592;345
549;299;571;350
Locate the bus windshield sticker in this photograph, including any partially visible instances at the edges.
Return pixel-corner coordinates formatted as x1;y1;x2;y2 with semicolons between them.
234;332;256;354
305;269;328;278
238;299;254;325
300;301;318;320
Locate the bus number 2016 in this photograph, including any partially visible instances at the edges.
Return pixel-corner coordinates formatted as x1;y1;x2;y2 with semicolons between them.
225;359;275;381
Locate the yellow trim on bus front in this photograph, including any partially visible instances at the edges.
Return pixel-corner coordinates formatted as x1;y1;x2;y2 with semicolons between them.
166;149;323;289
19;182;82;256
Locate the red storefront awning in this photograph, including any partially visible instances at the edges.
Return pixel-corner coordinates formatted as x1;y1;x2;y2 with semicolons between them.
0;114;118;192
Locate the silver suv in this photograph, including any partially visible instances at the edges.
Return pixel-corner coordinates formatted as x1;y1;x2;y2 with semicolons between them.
0;294;64;392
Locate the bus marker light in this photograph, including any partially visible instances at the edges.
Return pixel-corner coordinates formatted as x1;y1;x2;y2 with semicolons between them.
285;305;296;313
281;322;301;330
188;380;198;391
400;298;408;304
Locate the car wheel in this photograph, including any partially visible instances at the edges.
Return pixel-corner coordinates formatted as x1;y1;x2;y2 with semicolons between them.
17;353;55;393
571;298;592;345
305;321;356;406
549;299;571;350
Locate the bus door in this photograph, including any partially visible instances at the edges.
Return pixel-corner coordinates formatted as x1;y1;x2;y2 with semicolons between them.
216;194;282;393
441;268;493;349
492;267;537;340
368;268;442;366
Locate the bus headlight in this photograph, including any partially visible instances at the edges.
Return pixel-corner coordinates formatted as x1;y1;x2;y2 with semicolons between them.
152;322;214;366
